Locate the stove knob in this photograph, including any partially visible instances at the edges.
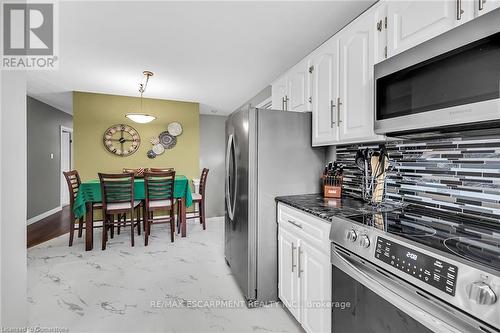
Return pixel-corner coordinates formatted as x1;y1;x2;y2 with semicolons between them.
359;235;370;248
467;282;497;305
347;229;357;243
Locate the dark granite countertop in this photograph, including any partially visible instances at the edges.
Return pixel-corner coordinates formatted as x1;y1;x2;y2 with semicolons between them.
275;193;393;222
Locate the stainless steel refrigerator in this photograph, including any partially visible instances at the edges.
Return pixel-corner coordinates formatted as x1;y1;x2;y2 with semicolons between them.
224;106;325;304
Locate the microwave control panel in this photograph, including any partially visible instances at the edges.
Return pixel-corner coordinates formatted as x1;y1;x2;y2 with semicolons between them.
375;237;458;296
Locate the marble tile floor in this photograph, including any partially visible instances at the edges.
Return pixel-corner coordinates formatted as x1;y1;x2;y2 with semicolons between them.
28;217;303;333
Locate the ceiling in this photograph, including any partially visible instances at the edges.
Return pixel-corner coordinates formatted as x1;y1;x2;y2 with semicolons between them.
27;1;376;115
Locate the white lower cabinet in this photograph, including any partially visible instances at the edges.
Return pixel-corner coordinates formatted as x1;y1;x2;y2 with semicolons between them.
277;203;331;333
278;227;301;320
299;241;331;333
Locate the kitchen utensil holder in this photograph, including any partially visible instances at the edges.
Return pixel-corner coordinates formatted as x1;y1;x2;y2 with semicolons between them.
323;175;343;198
361;175;388;206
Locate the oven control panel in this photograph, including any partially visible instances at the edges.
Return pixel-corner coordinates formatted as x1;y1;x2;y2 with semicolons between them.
375;237;458;296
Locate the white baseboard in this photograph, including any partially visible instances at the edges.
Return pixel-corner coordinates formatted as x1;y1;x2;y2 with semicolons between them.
27;206;62;225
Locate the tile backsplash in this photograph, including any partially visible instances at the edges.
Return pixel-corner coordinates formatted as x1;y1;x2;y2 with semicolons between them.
336;136;500;223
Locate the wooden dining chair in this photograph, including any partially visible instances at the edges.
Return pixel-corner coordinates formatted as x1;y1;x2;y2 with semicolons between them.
99;173;142;250
63;170;103;247
143;170;176;245
184;168;209;230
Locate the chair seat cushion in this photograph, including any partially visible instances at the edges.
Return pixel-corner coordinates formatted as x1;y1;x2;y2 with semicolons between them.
107;200;141;210
191;193;202;201
148;199;173;208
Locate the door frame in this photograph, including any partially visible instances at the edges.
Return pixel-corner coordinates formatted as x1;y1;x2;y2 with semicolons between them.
60;125;73;206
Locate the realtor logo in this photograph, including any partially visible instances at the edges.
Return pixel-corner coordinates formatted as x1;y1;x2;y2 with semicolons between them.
1;1;58;69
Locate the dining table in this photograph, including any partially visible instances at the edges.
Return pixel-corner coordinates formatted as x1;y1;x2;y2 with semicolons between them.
73;175;193;250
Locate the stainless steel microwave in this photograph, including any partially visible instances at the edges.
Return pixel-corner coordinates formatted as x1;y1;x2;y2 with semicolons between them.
374;8;500;136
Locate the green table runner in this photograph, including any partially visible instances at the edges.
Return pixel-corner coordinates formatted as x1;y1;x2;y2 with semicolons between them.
73;176;193;219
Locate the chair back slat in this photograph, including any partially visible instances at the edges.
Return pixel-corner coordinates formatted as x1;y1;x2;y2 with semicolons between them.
144;171;176;207
199;168;209;196
99;173;135;210
63;170;82;208
149;167;174;173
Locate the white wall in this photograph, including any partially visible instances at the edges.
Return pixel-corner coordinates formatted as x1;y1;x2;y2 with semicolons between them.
199;114;227;217
0;71;28;327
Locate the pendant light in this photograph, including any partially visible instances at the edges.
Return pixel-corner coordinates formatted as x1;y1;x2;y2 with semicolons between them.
125;71;156;123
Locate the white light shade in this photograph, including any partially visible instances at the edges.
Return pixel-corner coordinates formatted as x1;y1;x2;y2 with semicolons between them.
125;113;156;123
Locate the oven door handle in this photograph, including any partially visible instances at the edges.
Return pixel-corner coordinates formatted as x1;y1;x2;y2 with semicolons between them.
331;248;475;333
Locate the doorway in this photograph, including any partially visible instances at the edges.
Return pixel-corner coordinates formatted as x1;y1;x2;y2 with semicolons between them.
60;126;73;206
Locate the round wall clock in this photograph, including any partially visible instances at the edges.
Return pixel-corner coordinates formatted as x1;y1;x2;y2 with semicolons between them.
103;124;141;157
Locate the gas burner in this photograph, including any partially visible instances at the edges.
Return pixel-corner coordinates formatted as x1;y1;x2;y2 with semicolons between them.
444;237;500;271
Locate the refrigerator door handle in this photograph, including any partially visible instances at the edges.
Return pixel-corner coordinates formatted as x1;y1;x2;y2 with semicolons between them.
225;134;236;221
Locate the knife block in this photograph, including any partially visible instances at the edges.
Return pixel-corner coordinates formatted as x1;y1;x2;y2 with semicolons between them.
323;176;343;198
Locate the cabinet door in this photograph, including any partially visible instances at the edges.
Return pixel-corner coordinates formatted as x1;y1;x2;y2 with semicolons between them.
278;227;300;320
387;1;470;58
310;40;339;146
374;2;388;64
299;241;332;333
338;13;380;143
271;75;288;110
287;61;309;112
475;0;500;16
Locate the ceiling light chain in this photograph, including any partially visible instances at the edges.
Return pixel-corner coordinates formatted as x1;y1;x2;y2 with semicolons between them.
125;70;156;124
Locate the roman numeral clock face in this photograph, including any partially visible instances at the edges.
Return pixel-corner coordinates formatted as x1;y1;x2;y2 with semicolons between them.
103;124;141;157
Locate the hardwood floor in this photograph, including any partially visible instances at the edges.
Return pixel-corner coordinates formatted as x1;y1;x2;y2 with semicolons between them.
27;206;71;248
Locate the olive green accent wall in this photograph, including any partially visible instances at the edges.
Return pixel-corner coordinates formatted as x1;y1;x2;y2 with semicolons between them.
73;91;199;181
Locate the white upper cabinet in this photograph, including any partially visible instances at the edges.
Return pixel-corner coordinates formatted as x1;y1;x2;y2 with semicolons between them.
310;6;383;146
310;39;339;145
475;0;500;16
287;60;309;112
338;11;382;143
271;61;309;112
271;0;497;146
271;75;288;110
386;0;473;58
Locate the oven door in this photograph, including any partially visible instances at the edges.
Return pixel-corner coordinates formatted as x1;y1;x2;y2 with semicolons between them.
331;246;484;333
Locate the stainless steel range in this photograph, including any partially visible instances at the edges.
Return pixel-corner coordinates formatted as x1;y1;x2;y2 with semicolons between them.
329;205;500;333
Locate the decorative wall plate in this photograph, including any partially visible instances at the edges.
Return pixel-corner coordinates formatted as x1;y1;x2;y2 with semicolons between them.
158;131;177;149
167;122;183;136
152;143;165;155
150;137;160;145
103;124;141;157
147;150;157;159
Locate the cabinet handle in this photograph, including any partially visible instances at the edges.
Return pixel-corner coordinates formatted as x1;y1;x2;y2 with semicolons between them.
337;97;343;127
457;0;464;20
281;97;285;110
291;242;297;272
330;100;336;128
284;95;290;111
298;246;303;278
479;0;485;10
287;219;303;229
